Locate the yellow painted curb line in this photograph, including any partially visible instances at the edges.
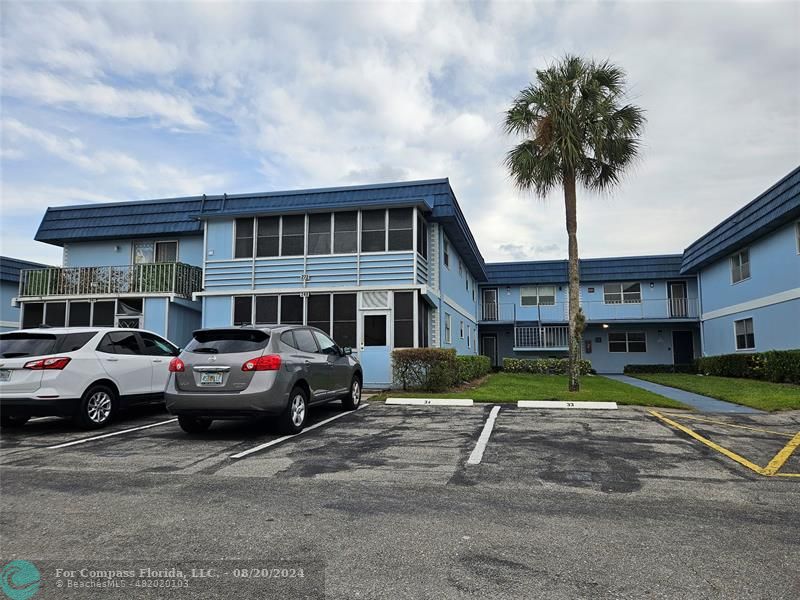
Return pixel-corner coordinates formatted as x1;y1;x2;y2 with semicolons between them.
649;410;800;478
660;413;796;439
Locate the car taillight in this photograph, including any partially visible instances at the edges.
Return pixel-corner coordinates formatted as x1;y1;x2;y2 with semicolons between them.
23;357;71;370
242;354;282;372
168;357;185;372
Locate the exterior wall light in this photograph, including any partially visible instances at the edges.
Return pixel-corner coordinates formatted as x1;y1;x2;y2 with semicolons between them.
602;323;609;329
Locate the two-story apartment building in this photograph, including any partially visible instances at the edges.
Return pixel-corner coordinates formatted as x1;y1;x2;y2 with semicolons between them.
681;166;799;356
0;257;51;332
9;166;798;385
478;255;701;372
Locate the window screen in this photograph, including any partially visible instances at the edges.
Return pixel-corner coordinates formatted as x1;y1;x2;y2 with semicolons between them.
281;215;305;256
92;301;115;326
255;295;278;324
417;216;428;258
361;210;386;252
22;303;44;329
393;291;414;348
332;294;357;348
256;217;280;257
334;212;358;253
280;295;303;324
235;218;254;258
308;214;332;255
68;301;91;326
155;241;178;262
233;296;252;325
388;208;413;251
307;294;331;333
44;302;67;327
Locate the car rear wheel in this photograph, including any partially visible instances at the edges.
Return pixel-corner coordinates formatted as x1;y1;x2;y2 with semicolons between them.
0;415;30;428
281;387;308;434
178;415;213;434
341;376;361;410
74;384;116;429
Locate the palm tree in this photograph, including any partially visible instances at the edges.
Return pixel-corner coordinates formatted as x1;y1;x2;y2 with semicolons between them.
504;55;645;391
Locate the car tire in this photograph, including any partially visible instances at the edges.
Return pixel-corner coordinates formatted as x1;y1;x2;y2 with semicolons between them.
281;386;308;434
74;384;117;429
341;376;362;410
178;415;213;434
0;415;30;428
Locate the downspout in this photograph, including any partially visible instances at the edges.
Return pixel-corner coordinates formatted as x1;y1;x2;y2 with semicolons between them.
696;272;705;357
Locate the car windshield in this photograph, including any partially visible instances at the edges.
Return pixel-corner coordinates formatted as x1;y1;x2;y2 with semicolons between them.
0;333;57;358
185;330;270;354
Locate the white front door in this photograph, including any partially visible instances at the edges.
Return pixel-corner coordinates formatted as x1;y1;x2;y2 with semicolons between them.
482;288;498;321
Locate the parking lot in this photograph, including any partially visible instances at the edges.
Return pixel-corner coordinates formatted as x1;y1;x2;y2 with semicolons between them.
1;402;799;599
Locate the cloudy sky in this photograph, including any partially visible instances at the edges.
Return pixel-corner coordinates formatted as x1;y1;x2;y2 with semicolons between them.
1;1;798;266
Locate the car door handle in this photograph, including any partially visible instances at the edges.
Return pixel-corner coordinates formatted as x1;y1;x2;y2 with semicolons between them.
105;358;119;362
152;359;163;363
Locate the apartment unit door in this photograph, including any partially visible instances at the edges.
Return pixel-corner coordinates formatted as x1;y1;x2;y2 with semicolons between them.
360;310;392;388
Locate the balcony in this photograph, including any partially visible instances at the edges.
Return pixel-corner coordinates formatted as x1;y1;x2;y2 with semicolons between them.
18;263;203;300
514;325;570;350
481;297;699;323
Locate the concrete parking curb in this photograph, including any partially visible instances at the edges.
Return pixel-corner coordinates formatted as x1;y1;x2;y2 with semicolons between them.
385;398;474;406
517;401;618;409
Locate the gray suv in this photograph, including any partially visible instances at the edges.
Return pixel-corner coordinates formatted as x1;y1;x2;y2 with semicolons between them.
165;326;363;434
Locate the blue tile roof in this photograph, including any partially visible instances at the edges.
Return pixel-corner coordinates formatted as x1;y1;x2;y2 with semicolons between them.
34;179;488;280
0;256;51;284
680;166;800;273
485;254;686;285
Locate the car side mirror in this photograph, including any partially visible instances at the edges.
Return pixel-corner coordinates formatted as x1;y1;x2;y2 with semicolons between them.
342;347;353;356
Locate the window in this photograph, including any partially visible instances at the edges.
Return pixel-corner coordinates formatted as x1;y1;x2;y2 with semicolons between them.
520;285;556;306
255;295;278;324
293;328;319;353
155;241;178;262
333;294;357;348
730;249;750;283
187;329;269;353
99;331;141;355
444;313;452;343
417;296;429;348
140;332;177;356
465;278;469;291
256;216;280;257
281;215;305;256
308;213;332;255
22;302;44;328
735;318;755;350
796;222;800;254
280;295;304;324
443;239;450;268
334;212;358;253
233;296;252;325
417;216;428;258
235;218;254;258
459;320;464;339
280;330;297;349
361;209;386;252
466;325;471;348
604;282;641;304
388;208;413;251
363;315;387;346
133;241;155;264
44;302;66;327
92;301;115;326
608;331;647;353
68;301;91;326
307;294;331;333
312;330;338;355
393;291;414;348
458;260;463;276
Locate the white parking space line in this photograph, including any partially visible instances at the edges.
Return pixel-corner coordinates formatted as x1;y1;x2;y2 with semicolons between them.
230;403;368;460
45;419;178;449
467;405;501;465
517;401;618;410
386;398;473;406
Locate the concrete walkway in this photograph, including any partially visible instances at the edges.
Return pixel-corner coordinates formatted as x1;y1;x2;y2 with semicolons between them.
604;374;762;413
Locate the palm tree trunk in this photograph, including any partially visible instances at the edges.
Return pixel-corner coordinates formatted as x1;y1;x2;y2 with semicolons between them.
564;172;581;392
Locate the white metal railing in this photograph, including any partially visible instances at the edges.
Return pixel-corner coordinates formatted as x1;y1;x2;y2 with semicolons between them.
18;262;203;299
514;325;570;349
509;298;699;320
481;302;516;321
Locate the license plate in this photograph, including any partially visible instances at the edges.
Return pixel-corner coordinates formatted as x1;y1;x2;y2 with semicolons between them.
200;372;223;385
0;370;10;382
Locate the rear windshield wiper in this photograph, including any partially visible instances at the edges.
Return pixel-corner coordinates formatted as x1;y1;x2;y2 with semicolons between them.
192;347;219;354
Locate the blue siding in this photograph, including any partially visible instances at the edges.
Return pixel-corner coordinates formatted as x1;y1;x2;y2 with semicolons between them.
583;324;699;373
178;236;204;267
167;302;202;347
0;280;20;331
439;230;478;355
202;296;232;328
143;297;168;336
206;219;233;261
66;240;132;267
702;299;800;356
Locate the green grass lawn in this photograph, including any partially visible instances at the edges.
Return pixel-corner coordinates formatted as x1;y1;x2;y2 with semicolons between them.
630;373;800;411
374;372;687;408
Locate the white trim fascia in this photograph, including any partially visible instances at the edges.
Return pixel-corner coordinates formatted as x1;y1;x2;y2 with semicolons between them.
441;293;478;323
702;287;800;321
14;293;179;303
0;320;19;328
197;283;424;297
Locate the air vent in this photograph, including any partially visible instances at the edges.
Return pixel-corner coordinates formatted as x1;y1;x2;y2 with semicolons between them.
361;290;389;309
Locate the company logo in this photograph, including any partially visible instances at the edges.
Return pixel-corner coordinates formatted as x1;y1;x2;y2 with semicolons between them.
207;355;217;362
1;560;40;600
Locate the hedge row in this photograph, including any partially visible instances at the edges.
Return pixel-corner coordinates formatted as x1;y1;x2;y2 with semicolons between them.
502;357;592;375
624;363;697;374
392;349;490;391
696;349;800;384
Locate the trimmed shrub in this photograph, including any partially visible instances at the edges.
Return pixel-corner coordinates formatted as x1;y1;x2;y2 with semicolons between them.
697;349;800;384
502;357;592;376
624;363;697;374
456;355;491;383
392;348;458;392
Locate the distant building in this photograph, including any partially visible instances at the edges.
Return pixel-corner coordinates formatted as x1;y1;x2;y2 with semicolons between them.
0;256;52;332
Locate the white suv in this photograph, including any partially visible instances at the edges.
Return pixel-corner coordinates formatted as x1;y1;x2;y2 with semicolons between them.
0;327;179;429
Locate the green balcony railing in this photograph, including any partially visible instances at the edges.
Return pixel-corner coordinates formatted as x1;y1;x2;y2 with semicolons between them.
18;262;203;299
